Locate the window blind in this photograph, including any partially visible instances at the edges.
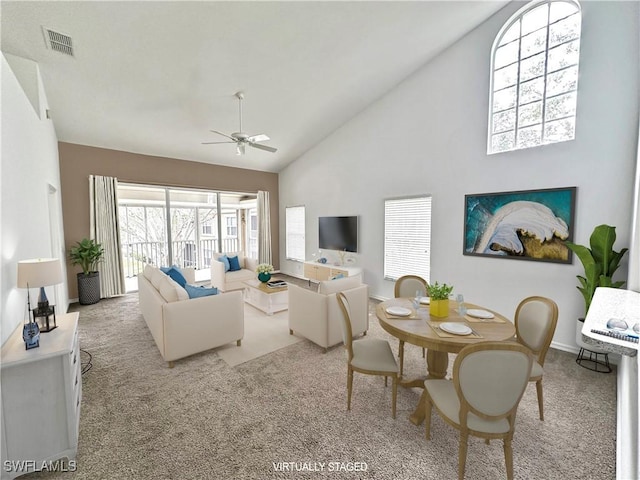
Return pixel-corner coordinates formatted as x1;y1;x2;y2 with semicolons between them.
286;206;306;262
384;196;431;282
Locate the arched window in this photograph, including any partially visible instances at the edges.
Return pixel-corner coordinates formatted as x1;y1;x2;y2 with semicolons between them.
488;0;581;154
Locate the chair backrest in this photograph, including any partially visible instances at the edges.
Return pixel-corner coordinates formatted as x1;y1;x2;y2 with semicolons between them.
336;292;354;361
318;274;362;295
514;296;558;366
394;275;429;298
454;342;533;423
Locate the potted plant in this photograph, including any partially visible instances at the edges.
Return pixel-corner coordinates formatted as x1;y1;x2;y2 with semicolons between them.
565;224;629;316
429;281;454;318
69;238;104;305
256;263;274;283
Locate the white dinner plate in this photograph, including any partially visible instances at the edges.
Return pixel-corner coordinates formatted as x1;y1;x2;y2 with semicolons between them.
386;306;412;317
419;297;430;305
440;322;472;335
466;309;494;319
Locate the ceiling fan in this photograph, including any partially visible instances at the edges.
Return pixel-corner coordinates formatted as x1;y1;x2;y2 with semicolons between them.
202;91;277;155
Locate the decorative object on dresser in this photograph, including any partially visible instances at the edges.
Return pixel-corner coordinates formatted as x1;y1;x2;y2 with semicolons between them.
17;258;64;343
1;312;82;479
69;238;104;305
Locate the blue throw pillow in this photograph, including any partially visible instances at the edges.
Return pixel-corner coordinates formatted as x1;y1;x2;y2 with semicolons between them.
218;255;230;272
166;266;187;288
184;284;218;299
160;266;171;274
228;255;241;272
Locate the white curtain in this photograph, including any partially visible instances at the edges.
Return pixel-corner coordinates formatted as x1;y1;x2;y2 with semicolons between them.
257;190;272;265
89;175;125;298
617;120;640;480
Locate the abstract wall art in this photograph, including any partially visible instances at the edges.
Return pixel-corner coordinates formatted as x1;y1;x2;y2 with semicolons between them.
463;187;576;263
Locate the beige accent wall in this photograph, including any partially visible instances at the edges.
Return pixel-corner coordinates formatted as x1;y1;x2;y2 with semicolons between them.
59;142;279;299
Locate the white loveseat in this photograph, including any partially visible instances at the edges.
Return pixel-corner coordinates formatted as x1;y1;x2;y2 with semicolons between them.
138;265;244;367
210;252;258;292
288;274;369;351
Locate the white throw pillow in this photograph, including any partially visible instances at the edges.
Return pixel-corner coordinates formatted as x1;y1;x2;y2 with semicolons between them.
143;264;156;280
159;275;188;302
151;268;166;289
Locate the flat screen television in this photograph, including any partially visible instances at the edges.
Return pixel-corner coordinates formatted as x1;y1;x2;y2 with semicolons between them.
319;216;358;253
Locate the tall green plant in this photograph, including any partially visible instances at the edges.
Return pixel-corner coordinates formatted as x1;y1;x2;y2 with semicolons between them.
69;238;104;275
565;224;628;315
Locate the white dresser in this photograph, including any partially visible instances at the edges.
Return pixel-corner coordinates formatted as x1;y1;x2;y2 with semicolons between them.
1;312;81;479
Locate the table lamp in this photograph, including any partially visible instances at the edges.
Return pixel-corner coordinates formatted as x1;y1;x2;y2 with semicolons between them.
17;258;63;334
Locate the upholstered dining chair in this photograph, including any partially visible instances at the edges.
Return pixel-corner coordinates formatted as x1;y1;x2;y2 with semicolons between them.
336;291;399;418
424;342;533;480
514;296;559;421
394;275;429;376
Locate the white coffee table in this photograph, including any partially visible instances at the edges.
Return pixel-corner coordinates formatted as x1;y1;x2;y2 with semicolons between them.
243;279;288;315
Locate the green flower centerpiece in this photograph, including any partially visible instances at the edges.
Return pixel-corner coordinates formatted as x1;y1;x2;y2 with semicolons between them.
256;263;274;283
429;281;454;318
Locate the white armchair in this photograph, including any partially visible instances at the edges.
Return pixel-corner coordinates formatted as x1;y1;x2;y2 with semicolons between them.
210;252;258;292
288;275;368;351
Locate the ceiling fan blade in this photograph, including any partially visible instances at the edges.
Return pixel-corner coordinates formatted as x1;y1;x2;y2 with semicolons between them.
201;141;236;145
210;130;236;141
249;142;277;153
248;134;270;143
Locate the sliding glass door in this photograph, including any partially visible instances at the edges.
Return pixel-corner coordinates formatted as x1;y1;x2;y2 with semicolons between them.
118;184;257;291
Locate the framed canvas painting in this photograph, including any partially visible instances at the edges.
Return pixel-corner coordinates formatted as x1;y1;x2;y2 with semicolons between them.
463;187;576;263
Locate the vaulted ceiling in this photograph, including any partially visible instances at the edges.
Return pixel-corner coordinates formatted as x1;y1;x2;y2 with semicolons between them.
2;1;509;172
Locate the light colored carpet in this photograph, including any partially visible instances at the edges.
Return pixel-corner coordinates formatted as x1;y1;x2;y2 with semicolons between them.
23;277;617;480
217;305;302;367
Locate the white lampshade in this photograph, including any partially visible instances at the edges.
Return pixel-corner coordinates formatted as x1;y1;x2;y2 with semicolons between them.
17;258;63;288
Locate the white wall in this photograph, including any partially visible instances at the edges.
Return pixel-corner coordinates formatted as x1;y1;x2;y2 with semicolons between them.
1;53;69;345
279;1;640;352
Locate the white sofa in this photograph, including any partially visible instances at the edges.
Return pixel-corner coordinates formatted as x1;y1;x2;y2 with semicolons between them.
288;274;369;351
210;252;258;292
138;265;244;367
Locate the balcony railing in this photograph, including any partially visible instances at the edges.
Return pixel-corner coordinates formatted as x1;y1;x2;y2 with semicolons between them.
122;238;239;278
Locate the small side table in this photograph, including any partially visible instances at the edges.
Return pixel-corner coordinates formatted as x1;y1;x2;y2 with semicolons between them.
575;319;611;373
33;304;57;332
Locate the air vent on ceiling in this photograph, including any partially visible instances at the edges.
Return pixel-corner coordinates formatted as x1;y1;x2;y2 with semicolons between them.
42;27;74;57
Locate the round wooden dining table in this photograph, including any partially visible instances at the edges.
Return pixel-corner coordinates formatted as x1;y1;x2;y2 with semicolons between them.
376;298;516;425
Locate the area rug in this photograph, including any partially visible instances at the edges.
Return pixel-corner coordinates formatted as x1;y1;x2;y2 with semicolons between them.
27;284;617;480
216;305;302;367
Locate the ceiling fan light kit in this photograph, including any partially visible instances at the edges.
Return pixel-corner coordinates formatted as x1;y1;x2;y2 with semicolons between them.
202;91;278;155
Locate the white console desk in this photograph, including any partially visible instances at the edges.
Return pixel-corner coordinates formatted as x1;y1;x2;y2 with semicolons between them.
1;312;81;479
303;261;361;282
